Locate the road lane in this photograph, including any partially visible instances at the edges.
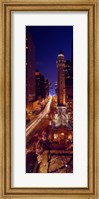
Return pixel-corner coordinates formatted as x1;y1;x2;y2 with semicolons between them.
26;96;52;137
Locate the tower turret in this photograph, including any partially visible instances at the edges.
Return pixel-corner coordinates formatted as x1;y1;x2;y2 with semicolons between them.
56;51;66;106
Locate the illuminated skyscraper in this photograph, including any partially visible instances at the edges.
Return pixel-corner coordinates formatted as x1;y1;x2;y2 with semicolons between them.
56;51;66;106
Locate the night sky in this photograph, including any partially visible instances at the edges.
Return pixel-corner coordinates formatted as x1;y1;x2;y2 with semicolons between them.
26;26;73;95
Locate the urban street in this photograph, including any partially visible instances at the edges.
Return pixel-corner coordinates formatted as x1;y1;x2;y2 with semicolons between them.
26;95;73;173
26;26;73;173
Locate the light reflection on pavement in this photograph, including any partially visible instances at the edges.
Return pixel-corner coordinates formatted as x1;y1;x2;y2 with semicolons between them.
26;96;73;173
26;96;52;137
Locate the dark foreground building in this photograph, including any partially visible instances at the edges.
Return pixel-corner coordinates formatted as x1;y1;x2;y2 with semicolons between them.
35;70;49;100
26;32;36;110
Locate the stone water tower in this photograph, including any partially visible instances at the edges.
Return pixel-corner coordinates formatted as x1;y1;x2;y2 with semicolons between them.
56;51;66;106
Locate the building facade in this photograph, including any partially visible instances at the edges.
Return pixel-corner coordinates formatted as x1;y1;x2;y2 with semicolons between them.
55;82;58;96
56;51;66;106
26;31;36;109
65;60;73;123
35;71;45;100
45;78;50;98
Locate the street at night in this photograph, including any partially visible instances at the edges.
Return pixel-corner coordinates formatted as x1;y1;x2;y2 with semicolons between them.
26;96;73;173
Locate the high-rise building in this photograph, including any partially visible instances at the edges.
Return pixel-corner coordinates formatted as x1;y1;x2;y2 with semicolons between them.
45;78;50;98
65;59;73;105
26;31;36;109
65;60;73;79
56;51;66;106
65;58;73;121
55;82;58;95
35;70;45;100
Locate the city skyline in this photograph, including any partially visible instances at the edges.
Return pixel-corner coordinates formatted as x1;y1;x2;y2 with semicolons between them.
26;26;73;173
26;26;73;95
